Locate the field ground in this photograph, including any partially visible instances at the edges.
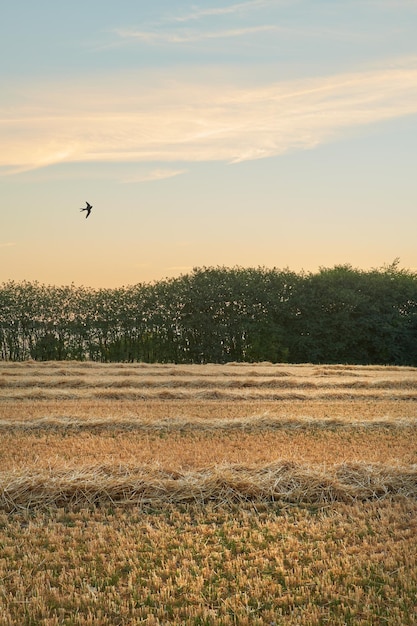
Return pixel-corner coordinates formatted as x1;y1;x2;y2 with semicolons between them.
1;361;416;625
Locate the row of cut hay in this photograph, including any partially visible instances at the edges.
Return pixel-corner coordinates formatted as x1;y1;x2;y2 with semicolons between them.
1;461;416;512
0;362;295;377
3;362;416;379
3;360;415;370
0;367;294;378
0;377;325;389
3;387;417;401
0;376;318;389
1;397;415;422
1;414;416;434
98;377;417;389
0;370;417;389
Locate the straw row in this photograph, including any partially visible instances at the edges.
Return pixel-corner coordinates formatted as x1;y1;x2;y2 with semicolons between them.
1;461;416;512
3;388;417;402
1;414;416;434
2;376;417;389
3;361;414;372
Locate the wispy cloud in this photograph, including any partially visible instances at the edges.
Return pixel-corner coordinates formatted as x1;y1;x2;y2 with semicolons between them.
121;169;187;183
365;0;417;8
102;1;283;51
2;60;417;174
0;242;16;248
172;0;278;22
116;24;277;44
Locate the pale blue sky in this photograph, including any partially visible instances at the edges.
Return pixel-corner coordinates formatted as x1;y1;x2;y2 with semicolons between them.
1;1;417;287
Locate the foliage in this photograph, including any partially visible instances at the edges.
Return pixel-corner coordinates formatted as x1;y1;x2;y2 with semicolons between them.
1;263;417;364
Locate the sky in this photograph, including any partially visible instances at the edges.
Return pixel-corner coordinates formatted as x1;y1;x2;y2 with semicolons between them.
1;0;417;288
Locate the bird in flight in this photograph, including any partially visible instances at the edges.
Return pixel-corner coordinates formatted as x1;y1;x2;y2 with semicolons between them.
80;201;93;218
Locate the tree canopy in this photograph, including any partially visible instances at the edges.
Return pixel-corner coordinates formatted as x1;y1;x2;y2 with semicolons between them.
1;263;416;365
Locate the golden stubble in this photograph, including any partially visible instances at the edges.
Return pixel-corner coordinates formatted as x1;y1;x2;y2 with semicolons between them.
1;501;416;625
1;361;417;624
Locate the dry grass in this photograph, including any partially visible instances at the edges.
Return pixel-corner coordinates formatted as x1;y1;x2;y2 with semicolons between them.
1;428;416;473
1;361;417;403
1;397;415;422
1;361;416;624
2;462;417;513
1;501;416;625
2;413;417;434
1;360;416;505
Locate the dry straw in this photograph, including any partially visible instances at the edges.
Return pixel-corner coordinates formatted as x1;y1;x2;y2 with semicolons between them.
1;414;416;434
1;461;416;512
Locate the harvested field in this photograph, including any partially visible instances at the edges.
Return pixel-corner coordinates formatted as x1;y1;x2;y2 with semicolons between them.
1;361;416;624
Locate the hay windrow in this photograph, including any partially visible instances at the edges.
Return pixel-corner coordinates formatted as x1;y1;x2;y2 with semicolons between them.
1;414;416;434
2;361;417;403
1;462;416;512
3;387;417;401
1;361;416;510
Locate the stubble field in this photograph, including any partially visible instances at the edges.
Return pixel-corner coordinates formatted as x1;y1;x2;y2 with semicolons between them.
0;361;416;625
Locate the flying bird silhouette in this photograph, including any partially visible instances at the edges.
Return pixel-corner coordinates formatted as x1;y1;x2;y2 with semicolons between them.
80;202;93;218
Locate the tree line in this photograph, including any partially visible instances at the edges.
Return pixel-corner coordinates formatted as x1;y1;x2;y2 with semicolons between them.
1;262;417;365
